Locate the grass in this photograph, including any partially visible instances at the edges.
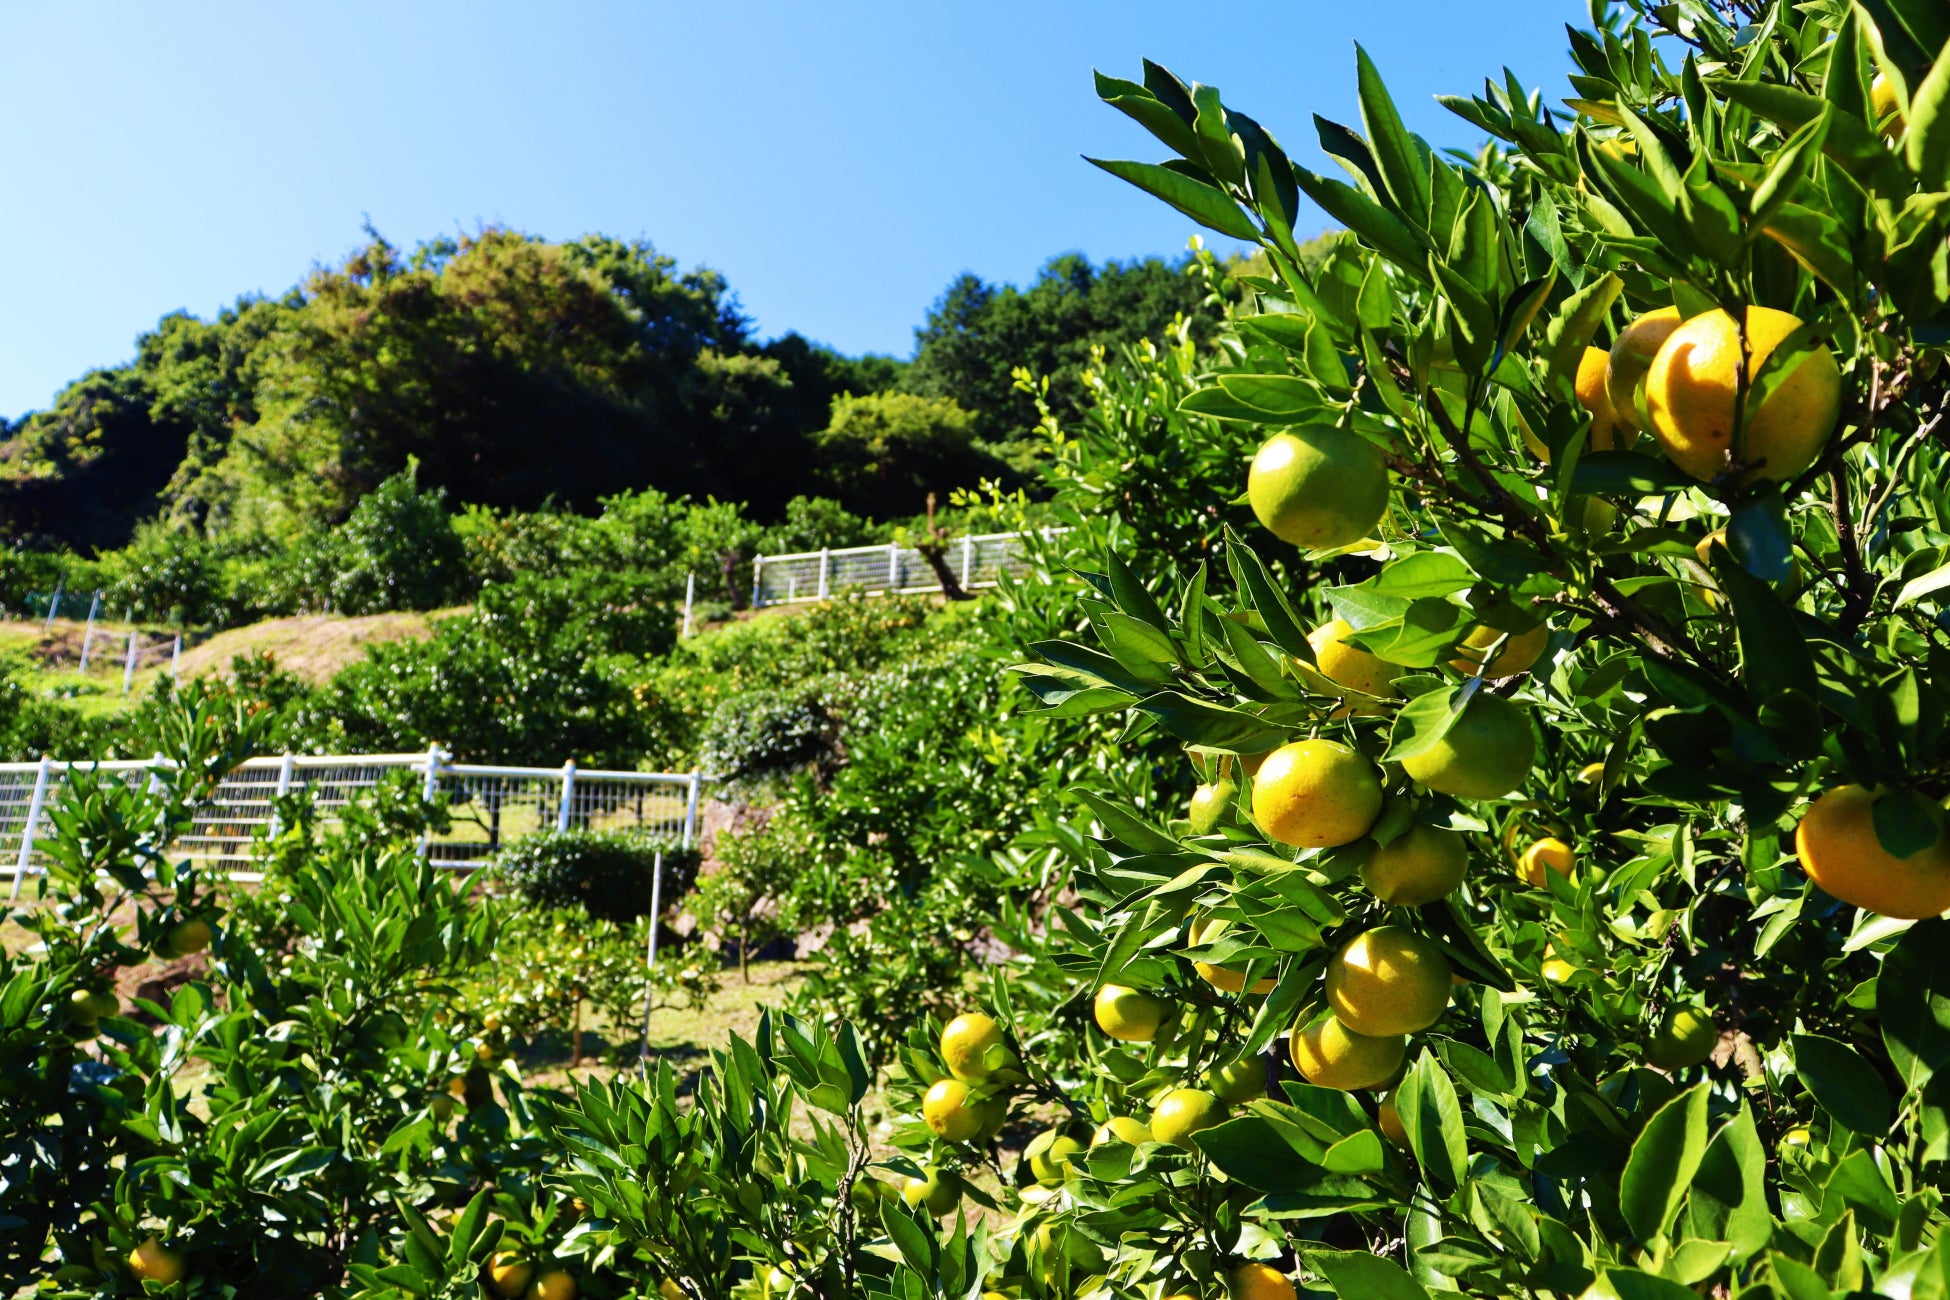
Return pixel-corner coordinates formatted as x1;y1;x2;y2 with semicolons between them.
173;609;454;684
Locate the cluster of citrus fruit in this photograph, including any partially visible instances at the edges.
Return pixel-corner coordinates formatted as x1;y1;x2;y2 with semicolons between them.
487;1250;579;1300
908;1012;1020;1215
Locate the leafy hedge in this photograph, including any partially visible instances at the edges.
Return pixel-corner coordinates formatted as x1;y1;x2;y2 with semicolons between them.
490;828;699;926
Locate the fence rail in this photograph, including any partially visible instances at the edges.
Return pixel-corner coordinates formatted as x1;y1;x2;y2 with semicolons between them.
1;750;703;893
748;529;1061;609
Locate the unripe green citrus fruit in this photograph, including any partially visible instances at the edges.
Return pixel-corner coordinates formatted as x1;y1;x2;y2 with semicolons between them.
1401;694;1534;799
1646;1007;1717;1071
1208;1055;1267;1104
901;1166;961;1215
1092;1115;1152;1146
1024;1129;1083;1184
1188;779;1237;835
1150;1088;1224;1150
1247;428;1390;551
1094;984;1172;1042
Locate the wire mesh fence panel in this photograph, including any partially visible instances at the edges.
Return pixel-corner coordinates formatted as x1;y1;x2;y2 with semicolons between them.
750;530;1066;607
431;767;695;868
0;754;703;882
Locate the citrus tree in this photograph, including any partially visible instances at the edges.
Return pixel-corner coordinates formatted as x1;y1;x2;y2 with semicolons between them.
892;1;1950;1297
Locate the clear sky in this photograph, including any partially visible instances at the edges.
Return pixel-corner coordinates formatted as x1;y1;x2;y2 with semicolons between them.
0;1;1587;420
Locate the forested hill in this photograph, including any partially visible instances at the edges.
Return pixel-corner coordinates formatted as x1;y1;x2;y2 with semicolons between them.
0;228;1221;551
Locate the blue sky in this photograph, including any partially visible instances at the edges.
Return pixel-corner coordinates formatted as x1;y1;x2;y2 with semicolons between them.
0;1;1586;419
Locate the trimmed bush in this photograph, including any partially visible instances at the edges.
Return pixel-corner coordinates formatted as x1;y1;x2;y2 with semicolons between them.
491;828;699;925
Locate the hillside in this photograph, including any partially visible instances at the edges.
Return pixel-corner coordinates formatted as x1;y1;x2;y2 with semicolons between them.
171;609;452;684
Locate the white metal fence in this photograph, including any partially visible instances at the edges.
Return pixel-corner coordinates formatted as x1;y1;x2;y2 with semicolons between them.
1;750;703;894
748;530;1061;609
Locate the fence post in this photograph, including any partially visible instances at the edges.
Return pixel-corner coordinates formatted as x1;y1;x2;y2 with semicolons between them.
817;548;831;600
682;571;696;638
43;580;63;633
418;744;442;858
122;631;140;695
557;760;577;832
78;592;101;671
170;634;182;679
961;535;975;588
638;848;666;1074
268;751;296;838
887;542;899;593
750;556;764;609
8;755;53;901
681;770;703;851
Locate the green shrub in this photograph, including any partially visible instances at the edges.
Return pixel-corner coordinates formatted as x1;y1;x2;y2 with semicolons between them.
490;827;698;926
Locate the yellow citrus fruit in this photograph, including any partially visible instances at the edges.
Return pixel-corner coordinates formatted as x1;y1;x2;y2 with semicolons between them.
1872;73;1903;136
1359;824;1468;906
922;1078;985;1143
1520;837;1576;887
902;1166;961;1214
527;1270;577;1300
1325;926;1452;1036
1541;955;1576;983
940;1012;1007;1081
1797;785;1950;919
1646;1007;1718;1071
660;1281;687;1300
127;1238;186;1284
1251;739;1384;848
1208;1055;1267;1104
1231;1261;1298;1300
1645;306;1841;485
1247;428;1391;551
1094;984;1172;1042
1288;1014;1406;1091
1449;622;1549;679
1239;750;1273;777
1189;779;1237;834
1025;1129;1084;1184
1150;1088;1224;1150
159;917;212;958
1576;345;1620;451
488;1252;535;1299
1607;306;1686;434
1376;1090;1409;1147
1187;915;1276;995
1781;1124;1812;1148
1306;618;1402;704
1091;1115;1152;1146
1576;761;1607;785
1401;694;1534;800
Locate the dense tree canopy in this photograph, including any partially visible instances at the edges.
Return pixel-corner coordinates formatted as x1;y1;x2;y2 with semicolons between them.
0;233;1229;554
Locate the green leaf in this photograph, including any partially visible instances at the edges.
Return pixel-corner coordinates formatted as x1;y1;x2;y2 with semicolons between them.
1217;373;1326;417
1383;686;1465;763
1619;1082;1710;1243
1880;918;1950;1092
1750;109;1830;231
1683;1102;1771;1263
1355;44;1432;227
1569;450;1698;495
1106;550;1171;632
1605;1268;1705;1300
1710;549;1819;699
1094;70;1200;159
1726;488;1795;583
1294;168;1432;275
1395;1050;1467;1191
1872;787;1942;860
1135;692;1290;751
1493;271;1557;371
1086;158;1261;242
1199;1115;1321;1193
1906;29;1950;186
1308;1249;1433;1300
1069;788;1183;855
1761;203;1860;299
1792;1032;1893;1134
1367;551;1477;600
1225;533;1315;661
1097;611;1179;672
1179;385;1287;422
1544;271;1624;383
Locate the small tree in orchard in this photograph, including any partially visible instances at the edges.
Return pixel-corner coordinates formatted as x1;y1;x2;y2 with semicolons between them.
898;3;1950;1298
